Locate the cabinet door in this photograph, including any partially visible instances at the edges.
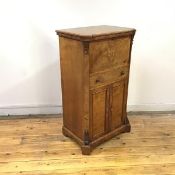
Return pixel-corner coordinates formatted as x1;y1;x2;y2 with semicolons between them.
90;87;109;139
110;81;125;130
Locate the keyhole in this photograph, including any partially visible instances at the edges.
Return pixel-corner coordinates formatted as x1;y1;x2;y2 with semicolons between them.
95;79;100;83
120;71;125;76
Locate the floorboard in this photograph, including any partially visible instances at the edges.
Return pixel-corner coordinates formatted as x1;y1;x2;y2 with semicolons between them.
0;114;175;174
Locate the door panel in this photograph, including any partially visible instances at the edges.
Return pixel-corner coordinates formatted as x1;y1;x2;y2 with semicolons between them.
110;82;125;130
89;37;131;73
90;88;108;139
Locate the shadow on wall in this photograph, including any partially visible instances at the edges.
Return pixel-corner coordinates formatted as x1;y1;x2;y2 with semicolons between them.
0;20;63;115
0;61;62;115
27;20;60;69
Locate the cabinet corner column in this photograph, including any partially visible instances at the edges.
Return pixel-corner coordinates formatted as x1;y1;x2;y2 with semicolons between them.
82;41;90;144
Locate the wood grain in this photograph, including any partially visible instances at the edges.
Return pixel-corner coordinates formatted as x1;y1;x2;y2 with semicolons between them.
56;25;135;41
89;37;131;73
59;37;84;139
110;81;125;129
90;66;129;90
91;88;106;139
57;26;135;154
0;114;175;174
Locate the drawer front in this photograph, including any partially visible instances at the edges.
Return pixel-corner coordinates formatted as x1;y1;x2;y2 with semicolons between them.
90;66;129;89
89;37;131;73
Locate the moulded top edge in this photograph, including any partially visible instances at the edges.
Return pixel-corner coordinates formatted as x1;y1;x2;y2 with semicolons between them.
55;25;136;41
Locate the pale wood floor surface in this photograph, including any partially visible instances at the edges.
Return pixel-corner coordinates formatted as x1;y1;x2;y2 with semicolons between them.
0;114;175;174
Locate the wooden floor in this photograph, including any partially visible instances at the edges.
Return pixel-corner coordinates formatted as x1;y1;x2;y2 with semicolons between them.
0;114;175;174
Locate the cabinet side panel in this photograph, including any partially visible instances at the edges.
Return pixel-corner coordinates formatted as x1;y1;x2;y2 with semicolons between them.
59;37;84;139
123;36;135;121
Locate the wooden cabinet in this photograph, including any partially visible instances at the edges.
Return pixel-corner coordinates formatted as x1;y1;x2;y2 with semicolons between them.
56;25;136;155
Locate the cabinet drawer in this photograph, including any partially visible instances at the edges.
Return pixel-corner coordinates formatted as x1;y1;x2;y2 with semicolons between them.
90;66;129;89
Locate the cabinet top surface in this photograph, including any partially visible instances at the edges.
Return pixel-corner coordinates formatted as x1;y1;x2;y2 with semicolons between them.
56;25;135;41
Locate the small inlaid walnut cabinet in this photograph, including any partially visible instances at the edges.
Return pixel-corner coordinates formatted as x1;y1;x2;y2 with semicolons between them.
56;25;136;155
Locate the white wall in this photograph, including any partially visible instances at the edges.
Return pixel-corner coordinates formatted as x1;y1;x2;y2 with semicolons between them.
0;0;175;115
